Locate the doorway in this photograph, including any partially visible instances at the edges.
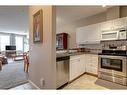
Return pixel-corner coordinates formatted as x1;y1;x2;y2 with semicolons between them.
0;6;29;89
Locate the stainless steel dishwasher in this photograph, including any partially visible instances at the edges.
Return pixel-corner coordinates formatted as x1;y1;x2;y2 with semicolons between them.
56;56;70;88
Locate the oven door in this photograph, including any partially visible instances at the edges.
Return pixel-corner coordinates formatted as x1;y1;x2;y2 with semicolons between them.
99;55;127;77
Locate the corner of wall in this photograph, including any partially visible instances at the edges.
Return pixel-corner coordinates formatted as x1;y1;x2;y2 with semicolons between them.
29;6;56;89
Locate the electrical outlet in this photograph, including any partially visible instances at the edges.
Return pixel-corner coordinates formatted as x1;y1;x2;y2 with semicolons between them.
40;78;45;87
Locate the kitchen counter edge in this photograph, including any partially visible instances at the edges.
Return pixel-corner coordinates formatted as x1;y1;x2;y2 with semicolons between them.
56;52;99;58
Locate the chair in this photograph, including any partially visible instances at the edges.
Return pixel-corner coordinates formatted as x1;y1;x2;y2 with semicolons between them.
23;52;29;73
0;54;8;65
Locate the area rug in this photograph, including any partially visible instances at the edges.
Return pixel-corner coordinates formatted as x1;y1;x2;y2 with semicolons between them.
0;60;28;89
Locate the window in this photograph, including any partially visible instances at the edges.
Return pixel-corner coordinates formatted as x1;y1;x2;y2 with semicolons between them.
15;36;23;51
0;33;29;52
0;34;10;51
24;37;29;52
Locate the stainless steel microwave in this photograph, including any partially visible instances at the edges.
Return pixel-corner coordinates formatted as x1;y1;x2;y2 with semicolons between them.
119;30;127;40
101;30;127;41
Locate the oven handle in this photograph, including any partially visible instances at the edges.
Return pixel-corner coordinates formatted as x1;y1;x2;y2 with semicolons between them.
98;55;127;60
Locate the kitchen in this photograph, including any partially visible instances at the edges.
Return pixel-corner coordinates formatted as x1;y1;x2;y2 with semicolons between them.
56;6;127;89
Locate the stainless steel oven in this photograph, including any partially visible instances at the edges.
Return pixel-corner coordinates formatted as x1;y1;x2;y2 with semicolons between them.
99;40;127;85
99;55;127;77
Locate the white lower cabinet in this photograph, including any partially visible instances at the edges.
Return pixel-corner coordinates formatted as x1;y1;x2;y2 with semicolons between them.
85;54;98;75
79;55;85;74
69;55;85;81
69;54;98;81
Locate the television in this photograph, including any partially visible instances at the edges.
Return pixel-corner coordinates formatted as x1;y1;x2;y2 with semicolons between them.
5;45;16;50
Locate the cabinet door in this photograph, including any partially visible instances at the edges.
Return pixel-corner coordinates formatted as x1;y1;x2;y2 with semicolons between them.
84;54;91;72
91;54;98;68
69;55;86;81
76;24;101;44
69;56;80;81
101;20;113;31
91;54;98;75
85;54;98;75
86;66;92;73
76;27;86;44
69;59;78;81
90;67;98;75
79;55;85;74
76;26;93;44
113;17;127;30
87;24;101;42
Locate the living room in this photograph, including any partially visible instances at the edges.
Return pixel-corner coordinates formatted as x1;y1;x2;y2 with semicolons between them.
0;6;29;89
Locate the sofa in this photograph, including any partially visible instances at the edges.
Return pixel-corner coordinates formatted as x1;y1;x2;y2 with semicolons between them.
0;54;8;65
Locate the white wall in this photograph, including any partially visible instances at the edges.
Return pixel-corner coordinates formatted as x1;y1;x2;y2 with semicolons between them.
29;6;56;89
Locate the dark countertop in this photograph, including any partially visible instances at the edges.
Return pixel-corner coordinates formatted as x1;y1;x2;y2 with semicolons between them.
56;52;99;58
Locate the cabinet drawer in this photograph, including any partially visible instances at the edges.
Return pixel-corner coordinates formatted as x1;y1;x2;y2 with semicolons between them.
70;59;80;63
91;67;98;75
86;66;98;74
70;56;80;60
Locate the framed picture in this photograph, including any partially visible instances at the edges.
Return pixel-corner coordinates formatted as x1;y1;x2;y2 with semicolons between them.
33;9;43;43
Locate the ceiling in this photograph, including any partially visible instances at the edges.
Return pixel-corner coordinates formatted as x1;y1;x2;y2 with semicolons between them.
0;6;110;34
0;6;29;34
56;6;110;25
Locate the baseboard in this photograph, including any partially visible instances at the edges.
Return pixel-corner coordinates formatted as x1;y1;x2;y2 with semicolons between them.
85;72;98;77
68;72;85;83
28;80;40;89
28;72;98;89
69;72;98;83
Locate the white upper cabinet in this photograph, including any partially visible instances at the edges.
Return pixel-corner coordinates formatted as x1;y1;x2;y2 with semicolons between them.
100;20;113;31
76;17;127;44
113;17;127;30
101;17;127;31
76;27;86;44
76;23;101;44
